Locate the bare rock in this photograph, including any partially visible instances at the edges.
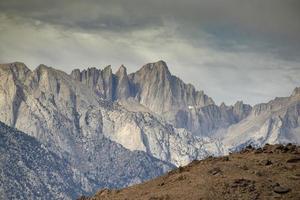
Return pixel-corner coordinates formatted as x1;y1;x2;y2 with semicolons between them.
260;159;272;166
273;186;291;194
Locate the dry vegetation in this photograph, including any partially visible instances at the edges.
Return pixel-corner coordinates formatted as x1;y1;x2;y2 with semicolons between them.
80;144;300;200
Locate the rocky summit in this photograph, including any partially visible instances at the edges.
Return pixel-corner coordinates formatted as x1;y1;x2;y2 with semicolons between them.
0;61;300;199
85;144;300;200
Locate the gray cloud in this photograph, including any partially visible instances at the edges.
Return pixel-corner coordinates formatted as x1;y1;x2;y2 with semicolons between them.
0;0;300;105
1;0;300;37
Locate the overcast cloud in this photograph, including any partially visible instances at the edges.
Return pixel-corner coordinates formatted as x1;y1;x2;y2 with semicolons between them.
0;0;300;105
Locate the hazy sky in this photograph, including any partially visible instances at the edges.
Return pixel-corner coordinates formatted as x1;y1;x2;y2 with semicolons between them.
1;0;300;105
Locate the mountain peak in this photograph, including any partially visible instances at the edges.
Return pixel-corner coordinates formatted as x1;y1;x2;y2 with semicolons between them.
36;64;50;71
138;60;170;75
291;87;300;97
116;65;127;77
156;60;167;66
103;65;112;74
0;62;31;83
153;60;169;71
119;64;126;70
234;100;243;105
220;102;227;108
0;62;31;73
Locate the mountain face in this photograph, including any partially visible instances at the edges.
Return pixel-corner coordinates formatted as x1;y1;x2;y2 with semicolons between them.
0;62;176;197
0;62;224;168
71;61;252;136
0;121;85;200
0;61;299;199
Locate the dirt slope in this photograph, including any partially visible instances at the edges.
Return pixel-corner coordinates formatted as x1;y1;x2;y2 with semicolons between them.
82;144;300;200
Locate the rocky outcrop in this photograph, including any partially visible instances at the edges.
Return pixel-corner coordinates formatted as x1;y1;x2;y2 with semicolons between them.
292;87;300;96
115;65;131;99
70;66;113;100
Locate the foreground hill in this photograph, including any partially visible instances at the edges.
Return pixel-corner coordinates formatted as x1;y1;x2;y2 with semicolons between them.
86;144;300;200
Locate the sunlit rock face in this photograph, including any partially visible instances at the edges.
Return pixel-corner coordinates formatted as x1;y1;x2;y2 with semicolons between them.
71;61;252;136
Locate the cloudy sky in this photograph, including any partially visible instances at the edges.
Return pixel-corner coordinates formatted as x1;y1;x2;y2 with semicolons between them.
1;0;300;105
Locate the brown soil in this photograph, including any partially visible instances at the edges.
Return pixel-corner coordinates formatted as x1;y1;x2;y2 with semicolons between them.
81;144;300;200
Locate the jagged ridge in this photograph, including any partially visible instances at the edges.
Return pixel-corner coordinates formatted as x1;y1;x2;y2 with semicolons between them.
71;60;252;135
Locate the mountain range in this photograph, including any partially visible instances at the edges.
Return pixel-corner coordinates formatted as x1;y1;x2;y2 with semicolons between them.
0;61;299;199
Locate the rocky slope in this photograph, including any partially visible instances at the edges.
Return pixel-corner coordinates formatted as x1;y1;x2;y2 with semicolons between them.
0;119;176;199
0;121;86;200
86;144;300;200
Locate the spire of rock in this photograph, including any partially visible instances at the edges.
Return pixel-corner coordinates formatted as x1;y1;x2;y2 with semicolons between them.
291;87;300;97
116;65;127;77
220;102;227;108
232;101;252;121
102;65;113;100
115;65;131;99
103;65;112;74
234;101;243;106
70;69;81;81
